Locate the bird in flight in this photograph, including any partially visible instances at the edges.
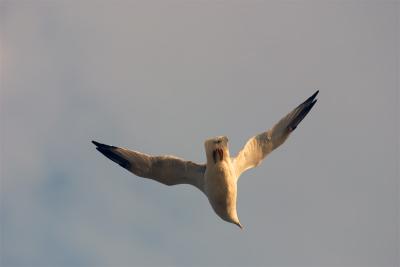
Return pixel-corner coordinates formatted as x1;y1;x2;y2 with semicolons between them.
92;91;318;229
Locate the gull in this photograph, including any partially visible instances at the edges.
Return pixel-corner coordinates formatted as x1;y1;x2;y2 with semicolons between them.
92;91;318;229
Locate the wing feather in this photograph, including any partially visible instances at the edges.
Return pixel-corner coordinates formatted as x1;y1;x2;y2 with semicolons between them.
92;141;206;192
233;91;318;177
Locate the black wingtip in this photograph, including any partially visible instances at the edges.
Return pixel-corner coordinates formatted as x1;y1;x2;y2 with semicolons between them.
288;93;318;131
96;147;130;169
305;90;319;103
309;99;317;110
92;140;101;147
93;141;130;169
92;140;116;149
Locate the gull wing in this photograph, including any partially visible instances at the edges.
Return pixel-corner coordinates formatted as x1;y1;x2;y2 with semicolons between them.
92;141;206;192
233;90;318;177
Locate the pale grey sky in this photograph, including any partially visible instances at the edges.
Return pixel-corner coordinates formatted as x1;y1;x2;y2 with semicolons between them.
1;1;399;266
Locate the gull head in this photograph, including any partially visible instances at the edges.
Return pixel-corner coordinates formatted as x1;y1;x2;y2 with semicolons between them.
204;136;230;164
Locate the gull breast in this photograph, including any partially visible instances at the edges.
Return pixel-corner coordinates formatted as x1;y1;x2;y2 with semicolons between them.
204;162;238;222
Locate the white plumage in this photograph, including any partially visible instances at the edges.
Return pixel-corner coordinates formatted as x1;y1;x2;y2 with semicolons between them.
93;91;318;228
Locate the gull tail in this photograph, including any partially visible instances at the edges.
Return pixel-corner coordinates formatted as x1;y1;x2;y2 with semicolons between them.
92;140;130;169
235;222;244;230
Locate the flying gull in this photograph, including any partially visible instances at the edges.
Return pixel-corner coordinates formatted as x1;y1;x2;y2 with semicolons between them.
92;90;318;228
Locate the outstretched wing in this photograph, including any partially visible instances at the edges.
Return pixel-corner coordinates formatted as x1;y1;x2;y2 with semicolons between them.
92;141;206;192
233;90;318;177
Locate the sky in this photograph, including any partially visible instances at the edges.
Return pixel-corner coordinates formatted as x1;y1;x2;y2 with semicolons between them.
0;1;399;266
